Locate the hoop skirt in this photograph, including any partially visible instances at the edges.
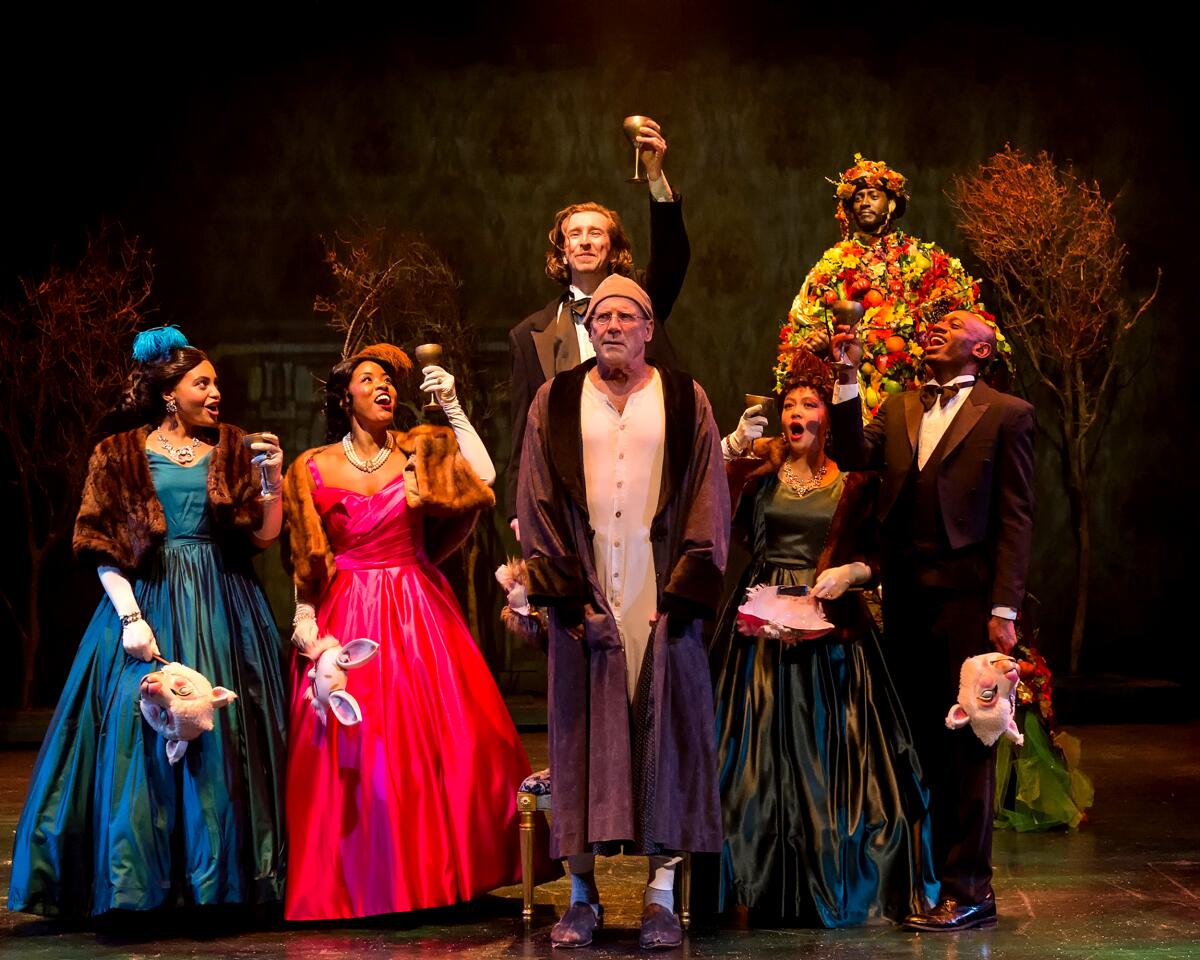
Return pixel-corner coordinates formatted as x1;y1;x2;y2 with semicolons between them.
710;473;937;926
284;463;529;920
7;452;287;917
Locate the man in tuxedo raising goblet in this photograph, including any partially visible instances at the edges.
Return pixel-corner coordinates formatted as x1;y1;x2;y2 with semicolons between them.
506;118;689;540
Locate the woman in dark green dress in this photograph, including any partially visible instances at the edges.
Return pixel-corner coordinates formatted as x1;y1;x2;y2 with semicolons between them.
7;329;288;917
711;350;936;926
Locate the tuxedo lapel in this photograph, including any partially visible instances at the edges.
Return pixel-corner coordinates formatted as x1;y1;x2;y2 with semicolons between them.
935;383;991;465
530;300;564;381
904;391;922;456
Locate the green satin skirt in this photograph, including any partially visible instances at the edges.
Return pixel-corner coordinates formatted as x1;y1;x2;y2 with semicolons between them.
7;541;287;917
710;559;938;926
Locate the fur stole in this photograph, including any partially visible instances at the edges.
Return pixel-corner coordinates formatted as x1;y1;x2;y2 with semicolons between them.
73;423;264;571
726;435;880;578
282;424;495;599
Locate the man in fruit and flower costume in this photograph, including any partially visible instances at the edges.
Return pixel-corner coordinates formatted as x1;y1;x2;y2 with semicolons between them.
764;155;1010;431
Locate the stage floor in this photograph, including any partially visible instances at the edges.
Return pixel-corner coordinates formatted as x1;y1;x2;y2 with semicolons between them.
2;723;1198;959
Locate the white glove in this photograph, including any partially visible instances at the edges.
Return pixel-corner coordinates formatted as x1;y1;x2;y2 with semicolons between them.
122;619;159;662
811;562;869;600
249;432;284;489
98;566;161;662
419;365;457;406
292;601;320;658
725;404;768;457
421;364;497;487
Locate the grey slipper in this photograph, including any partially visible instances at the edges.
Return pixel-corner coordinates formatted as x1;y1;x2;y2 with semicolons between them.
639;903;682;950
551;901;603;948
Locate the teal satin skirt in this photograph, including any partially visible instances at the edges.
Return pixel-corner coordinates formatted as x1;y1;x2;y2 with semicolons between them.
710;559;938;926
7;541;287;917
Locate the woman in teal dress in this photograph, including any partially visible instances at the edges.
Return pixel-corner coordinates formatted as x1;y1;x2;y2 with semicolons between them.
710;350;936;926
7;328;288;917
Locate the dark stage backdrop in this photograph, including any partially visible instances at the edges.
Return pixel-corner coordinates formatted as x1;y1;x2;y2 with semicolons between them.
0;10;1189;706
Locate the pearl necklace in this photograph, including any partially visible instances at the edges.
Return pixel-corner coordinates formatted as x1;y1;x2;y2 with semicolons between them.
156;430;201;465
780;458;828;497
342;432;394;473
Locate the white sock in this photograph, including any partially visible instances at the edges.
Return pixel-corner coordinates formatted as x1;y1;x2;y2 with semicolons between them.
644;855;681;911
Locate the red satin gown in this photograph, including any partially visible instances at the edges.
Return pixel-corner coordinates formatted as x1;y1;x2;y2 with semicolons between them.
285;461;529;920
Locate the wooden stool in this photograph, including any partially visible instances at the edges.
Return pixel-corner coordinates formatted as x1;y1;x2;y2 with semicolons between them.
517;770;692;928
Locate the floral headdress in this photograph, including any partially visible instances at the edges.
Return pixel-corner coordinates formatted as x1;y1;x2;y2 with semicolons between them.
830;153;910;238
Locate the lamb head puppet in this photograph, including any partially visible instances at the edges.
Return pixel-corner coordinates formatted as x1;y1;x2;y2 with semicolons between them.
946;653;1025;748
139;661;238;765
304;638;380;727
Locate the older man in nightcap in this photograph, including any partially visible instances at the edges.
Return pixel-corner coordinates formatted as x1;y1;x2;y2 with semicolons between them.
518;275;728;949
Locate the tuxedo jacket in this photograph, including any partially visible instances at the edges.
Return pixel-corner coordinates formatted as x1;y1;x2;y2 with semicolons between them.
830;380;1034;610
504;196;690;518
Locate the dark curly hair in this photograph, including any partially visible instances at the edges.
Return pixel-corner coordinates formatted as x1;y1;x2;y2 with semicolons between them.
119;345;211;425
324;353;404;442
544;202;635;285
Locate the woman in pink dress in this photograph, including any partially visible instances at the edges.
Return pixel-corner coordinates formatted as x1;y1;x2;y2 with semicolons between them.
281;343;530;920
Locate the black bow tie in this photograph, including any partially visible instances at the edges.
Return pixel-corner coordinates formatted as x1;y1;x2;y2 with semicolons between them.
919;379;974;411
569;296;591;320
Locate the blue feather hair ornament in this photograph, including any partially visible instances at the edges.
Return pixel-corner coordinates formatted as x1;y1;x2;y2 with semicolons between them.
131;325;190;364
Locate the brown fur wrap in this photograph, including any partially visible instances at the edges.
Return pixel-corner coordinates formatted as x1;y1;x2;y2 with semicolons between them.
73;424;264;571
726;435;880;579
282;424;495;599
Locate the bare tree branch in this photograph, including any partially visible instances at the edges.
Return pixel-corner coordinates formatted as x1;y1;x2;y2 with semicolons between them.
950;147;1160;672
0;222;154;706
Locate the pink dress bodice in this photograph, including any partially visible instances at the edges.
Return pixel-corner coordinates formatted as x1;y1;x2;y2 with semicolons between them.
308;459;424;568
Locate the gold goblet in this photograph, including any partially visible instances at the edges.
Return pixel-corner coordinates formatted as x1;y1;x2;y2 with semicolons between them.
241;431;281;501
744;393;776;417
622;115;653;183
740;394;775;459
413;343;444;415
827;300;865;367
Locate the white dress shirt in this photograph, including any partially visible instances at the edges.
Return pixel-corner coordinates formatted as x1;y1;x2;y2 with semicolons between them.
581;369;666;700
567;285;597;364
916;375;976;470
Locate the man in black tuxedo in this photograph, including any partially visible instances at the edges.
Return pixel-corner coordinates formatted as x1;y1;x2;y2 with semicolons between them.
505;119;689;536
830;310;1035;931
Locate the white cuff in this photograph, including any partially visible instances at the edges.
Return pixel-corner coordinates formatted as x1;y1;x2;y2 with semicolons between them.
834;381;860;404
648;173;673;202
991;606;1018;620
